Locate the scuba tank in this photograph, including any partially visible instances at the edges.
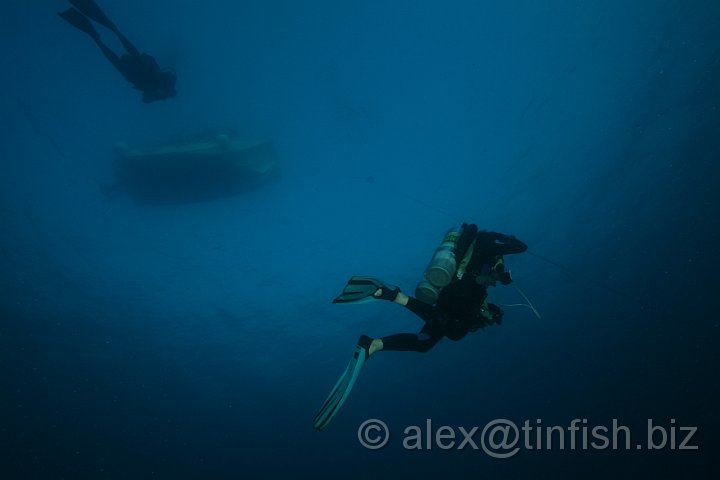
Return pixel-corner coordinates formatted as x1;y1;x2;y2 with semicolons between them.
415;225;465;304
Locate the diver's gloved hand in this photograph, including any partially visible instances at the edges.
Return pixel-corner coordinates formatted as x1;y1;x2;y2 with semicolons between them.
481;303;504;325
374;285;400;301
493;259;513;285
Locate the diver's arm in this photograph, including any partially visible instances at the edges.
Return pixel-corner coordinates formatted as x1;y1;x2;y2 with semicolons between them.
485;232;528;255
374;289;436;323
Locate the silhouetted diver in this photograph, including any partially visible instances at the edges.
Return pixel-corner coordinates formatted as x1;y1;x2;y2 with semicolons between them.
58;0;176;103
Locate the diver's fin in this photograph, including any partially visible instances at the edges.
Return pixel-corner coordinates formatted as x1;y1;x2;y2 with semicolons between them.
332;276;397;304
69;0;117;31
313;335;372;431
58;8;100;40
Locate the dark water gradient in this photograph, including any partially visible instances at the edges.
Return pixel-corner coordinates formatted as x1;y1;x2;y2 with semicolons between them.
1;0;718;478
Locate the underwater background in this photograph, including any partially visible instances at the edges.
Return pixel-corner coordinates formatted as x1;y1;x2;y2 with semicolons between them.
1;0;718;478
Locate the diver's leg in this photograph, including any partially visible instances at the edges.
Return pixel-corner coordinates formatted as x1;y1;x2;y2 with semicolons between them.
58;8;100;40
363;290;442;354
401;296;437;320
374;289;438;322
69;0;116;30
361;289;442;354
374;326;442;354
370;323;443;355
60;8;135;83
92;38;124;73
112;30;141;58
69;0;141;57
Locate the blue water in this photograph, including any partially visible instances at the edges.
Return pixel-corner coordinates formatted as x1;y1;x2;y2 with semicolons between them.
1;0;718;478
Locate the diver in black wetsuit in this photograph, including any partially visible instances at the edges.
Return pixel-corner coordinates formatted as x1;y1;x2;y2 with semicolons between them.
380;228;527;353
58;0;176;103
313;224;528;430
335;224;528;355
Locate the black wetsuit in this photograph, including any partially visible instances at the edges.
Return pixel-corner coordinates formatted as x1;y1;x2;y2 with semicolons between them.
59;0;176;103
381;229;528;353
96;42;176;103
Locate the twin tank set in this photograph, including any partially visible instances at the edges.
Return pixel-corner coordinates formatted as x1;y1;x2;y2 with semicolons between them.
415;225;474;305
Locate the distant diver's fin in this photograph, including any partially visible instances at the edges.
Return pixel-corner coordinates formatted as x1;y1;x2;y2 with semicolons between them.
69;0;117;31
58;8;100;40
313;335;372;431
332;276;397;304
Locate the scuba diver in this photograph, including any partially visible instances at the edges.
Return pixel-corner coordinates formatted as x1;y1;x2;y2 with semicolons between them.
313;223;528;430
58;0;176;103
